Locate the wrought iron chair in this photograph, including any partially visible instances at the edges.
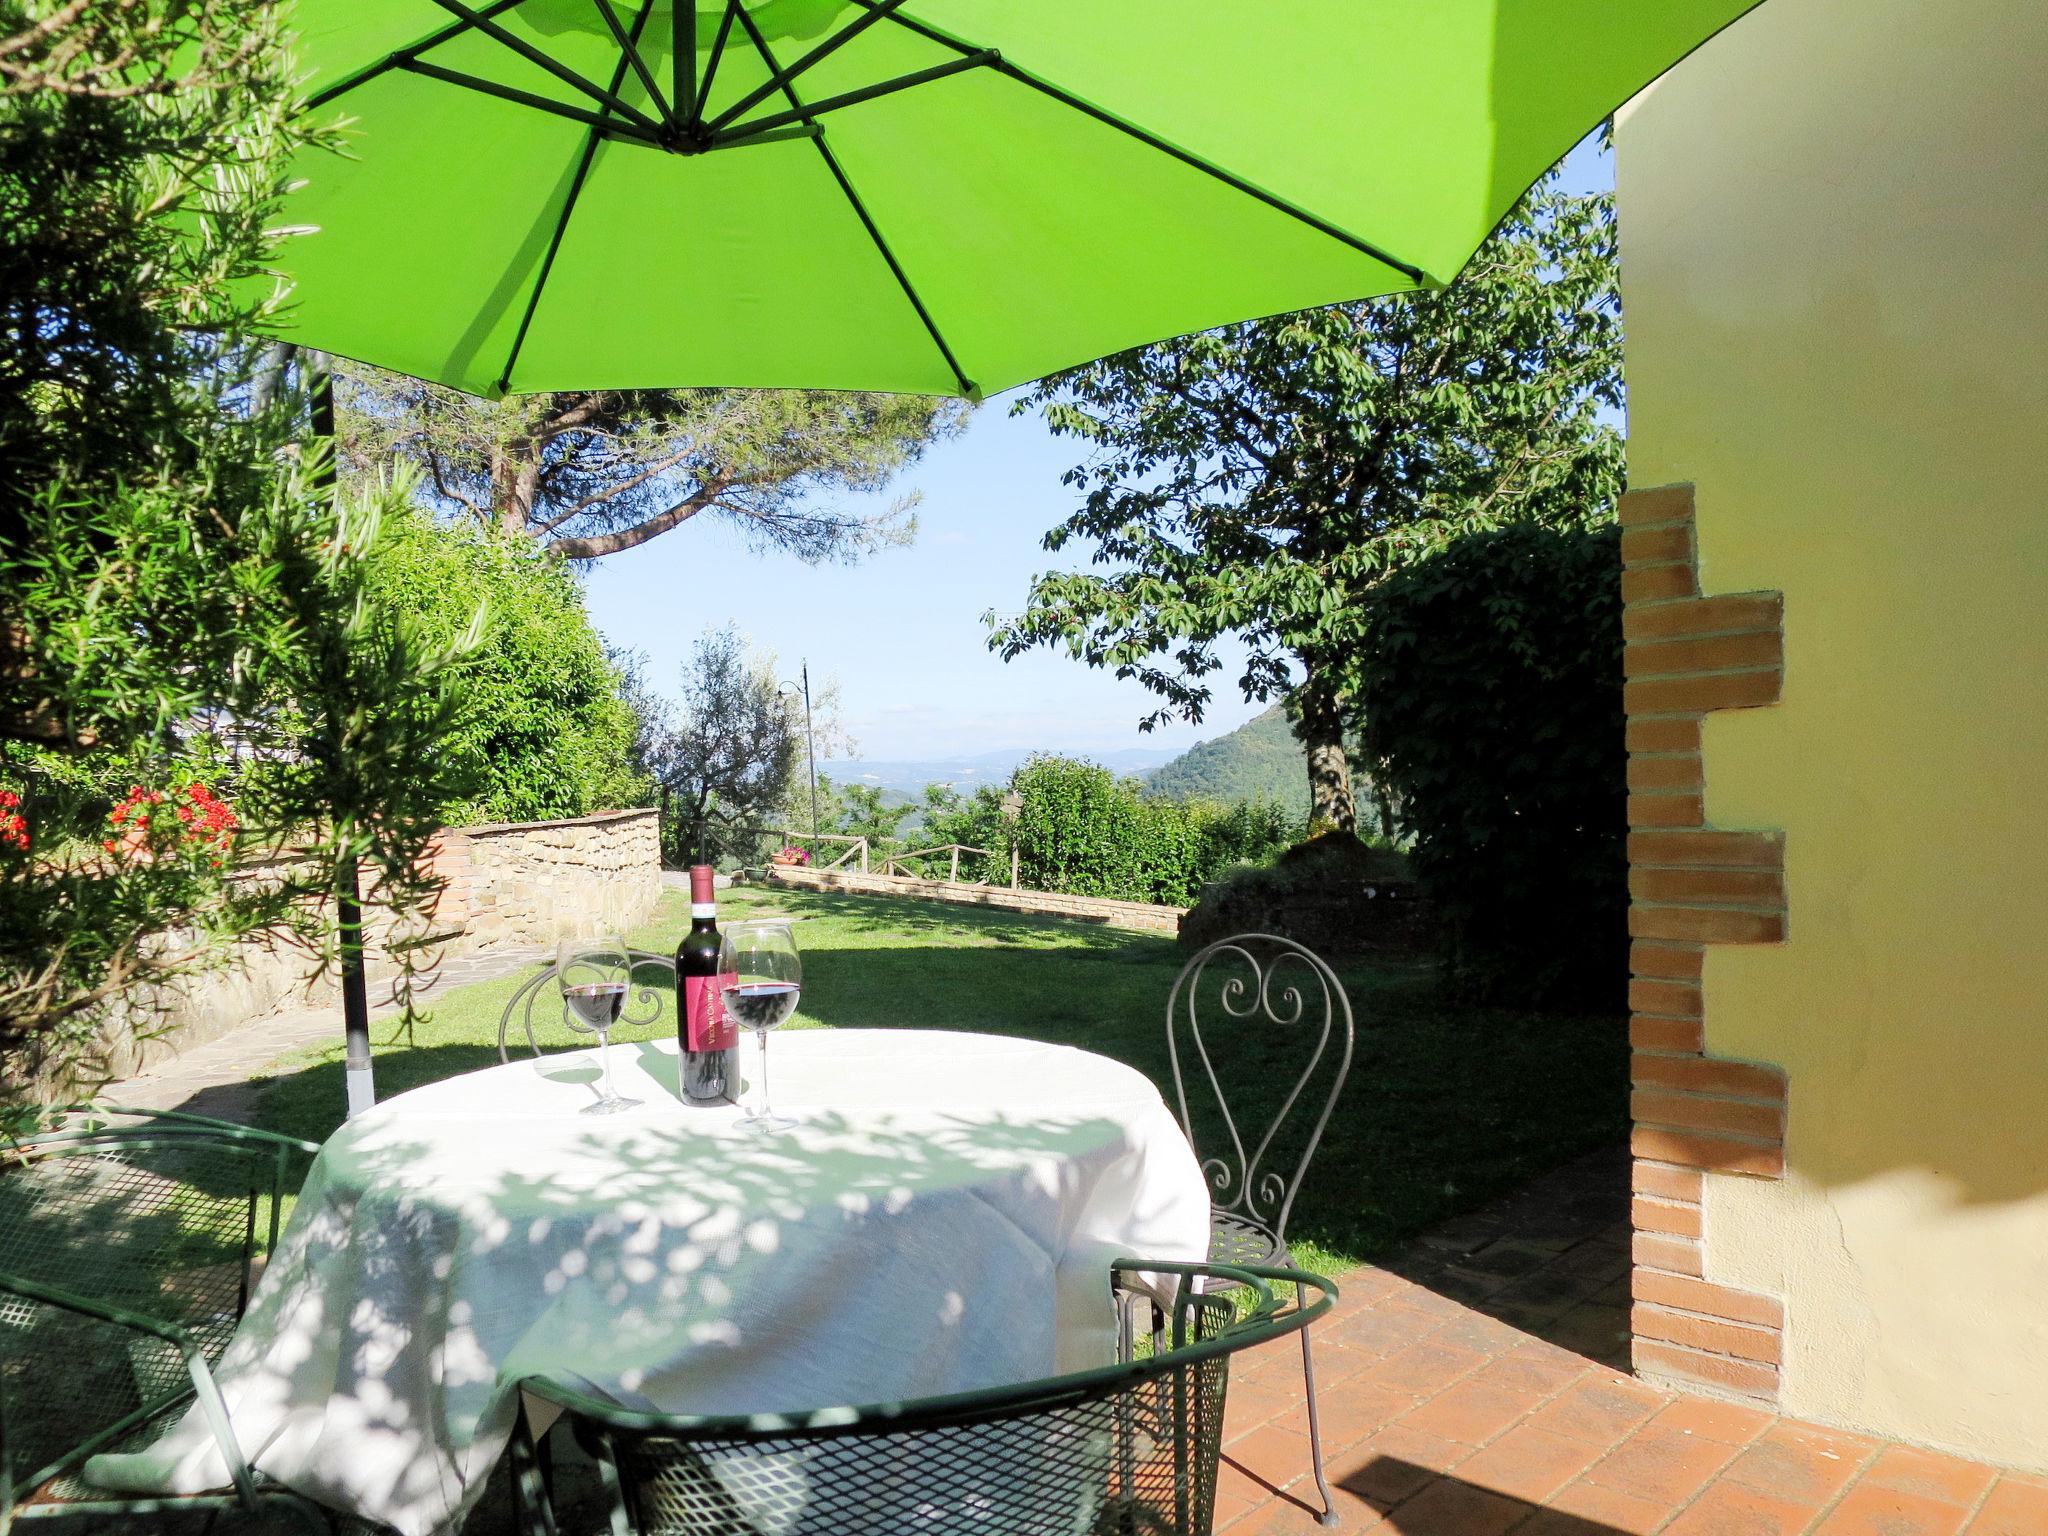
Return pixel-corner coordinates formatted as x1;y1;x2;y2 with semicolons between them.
0;1105;333;1531
498;947;678;1063
510;1259;1332;1536
1167;934;1355;1526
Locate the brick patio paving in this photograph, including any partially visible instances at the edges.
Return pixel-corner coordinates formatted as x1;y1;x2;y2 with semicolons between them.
1221;1150;2048;1536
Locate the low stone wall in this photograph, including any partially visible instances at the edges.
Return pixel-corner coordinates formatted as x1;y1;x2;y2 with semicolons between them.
764;864;1184;934
430;807;661;953
32;808;663;1092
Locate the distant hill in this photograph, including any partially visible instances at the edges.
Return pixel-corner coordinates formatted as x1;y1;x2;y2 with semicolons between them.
1146;705;1307;810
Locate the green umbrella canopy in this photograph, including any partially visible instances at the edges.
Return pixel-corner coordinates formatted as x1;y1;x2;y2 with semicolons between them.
278;0;1760;399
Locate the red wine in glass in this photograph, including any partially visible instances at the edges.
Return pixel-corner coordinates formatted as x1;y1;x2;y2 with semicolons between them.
724;981;800;1031
563;981;626;1028
719;921;801;1132
555;937;641;1115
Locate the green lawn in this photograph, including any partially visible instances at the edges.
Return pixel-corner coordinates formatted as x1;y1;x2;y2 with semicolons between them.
249;885;1626;1277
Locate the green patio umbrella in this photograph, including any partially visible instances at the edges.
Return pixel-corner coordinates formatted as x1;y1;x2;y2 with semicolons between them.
278;0;1763;401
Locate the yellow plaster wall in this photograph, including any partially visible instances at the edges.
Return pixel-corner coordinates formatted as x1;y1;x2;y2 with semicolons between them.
1617;0;2048;1462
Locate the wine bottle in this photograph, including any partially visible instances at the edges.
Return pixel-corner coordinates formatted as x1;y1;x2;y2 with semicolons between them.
677;864;739;1104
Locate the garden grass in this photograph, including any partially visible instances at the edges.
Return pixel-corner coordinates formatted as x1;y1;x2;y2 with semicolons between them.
248;884;1627;1279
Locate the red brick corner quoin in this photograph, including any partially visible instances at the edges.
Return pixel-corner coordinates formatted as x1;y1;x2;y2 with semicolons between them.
1621;483;1789;1405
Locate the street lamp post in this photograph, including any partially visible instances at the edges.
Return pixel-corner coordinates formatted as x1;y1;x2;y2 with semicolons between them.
781;664;819;851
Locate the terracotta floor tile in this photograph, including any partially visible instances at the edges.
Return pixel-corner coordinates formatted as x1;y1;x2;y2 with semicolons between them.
1380;1476;1531;1536
1406;1379;1540;1446
1812;1480;1970;1536
1547;1303;1634;1366
1528;1375;1671;1447
1769;1423;1883;1462
1989;1473;2048;1495
1660;1477;1821;1536
1388;1286;1480;1321
1862;1447;2002;1509
1652;1397;1778;1448
1212;1485;1260;1530
1723;1428;1875;1507
1341;1270;1408;1308
1433;1267;1520;1306
1366;1340;1492;1398
1965;1479;2048;1536
1331;1307;1444;1359
1545;1475;1677;1534
1457;1423;1608;1503
1430;1307;1534;1356
1227;1422;1315;1492
1315;1382;1425;1454
1218;1458;1275;1509
1228;1489;1344;1536
1227;1375;1309;1438
1338;1426;1477;1509
1478;1348;1595;1403
1584;1424;1743;1506
1309;1338;1384;1391
1519;1507;1661;1536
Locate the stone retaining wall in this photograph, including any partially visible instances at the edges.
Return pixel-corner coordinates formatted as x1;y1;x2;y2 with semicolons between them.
764;864;1184;933
430;807;660;953
34;808;662;1092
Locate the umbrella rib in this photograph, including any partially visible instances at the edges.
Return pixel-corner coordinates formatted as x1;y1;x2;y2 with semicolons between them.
590;0;673;129
305;0;530;110
494;0;663;393
399;59;664;147
730;2;976;398
845;0;1433;286
673;0;695;128
705;0;912;135
424;0;665;136
706;52;997;145
694;0;737;122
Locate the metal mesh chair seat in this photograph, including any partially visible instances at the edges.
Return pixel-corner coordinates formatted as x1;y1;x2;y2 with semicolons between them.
0;1107;332;1532
1205;1210;1287;1271
512;1260;1334;1536
20;1395;282;1507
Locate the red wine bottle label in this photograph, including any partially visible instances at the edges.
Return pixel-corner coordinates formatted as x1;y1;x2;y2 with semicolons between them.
683;972;737;1052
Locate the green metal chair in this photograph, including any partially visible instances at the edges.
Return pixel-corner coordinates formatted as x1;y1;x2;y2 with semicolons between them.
510;1260;1333;1536
1168;934;1356;1526
0;1104;334;1532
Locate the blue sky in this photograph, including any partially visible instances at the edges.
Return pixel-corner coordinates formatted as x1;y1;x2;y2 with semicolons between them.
587;136;1614;763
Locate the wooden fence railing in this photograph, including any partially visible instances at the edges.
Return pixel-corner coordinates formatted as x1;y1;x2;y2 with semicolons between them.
878;842;1021;890
701;829;1032;892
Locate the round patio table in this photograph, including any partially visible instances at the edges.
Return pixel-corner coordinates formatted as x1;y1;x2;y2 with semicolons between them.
85;1028;1212;1536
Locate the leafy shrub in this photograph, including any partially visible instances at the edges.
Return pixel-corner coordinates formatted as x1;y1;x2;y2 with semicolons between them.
913;758;1300;905
1178;831;1420;954
1350;523;1624;1008
366;508;646;824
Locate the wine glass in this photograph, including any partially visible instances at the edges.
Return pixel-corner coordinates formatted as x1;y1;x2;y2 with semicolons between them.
719;921;801;1133
556;935;641;1116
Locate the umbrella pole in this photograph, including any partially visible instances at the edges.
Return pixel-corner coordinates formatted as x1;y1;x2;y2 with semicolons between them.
309;364;376;1118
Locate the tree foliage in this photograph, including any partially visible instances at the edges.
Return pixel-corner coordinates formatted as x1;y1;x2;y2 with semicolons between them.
628;628;804;866
0;2;477;1071
339;373;971;562
990;178;1622;829
917;757;1298;907
1351;523;1624;1008
363;506;644;824
830;782;914;849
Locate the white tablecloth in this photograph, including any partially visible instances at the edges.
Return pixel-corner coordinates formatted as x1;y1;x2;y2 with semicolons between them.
87;1029;1211;1535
